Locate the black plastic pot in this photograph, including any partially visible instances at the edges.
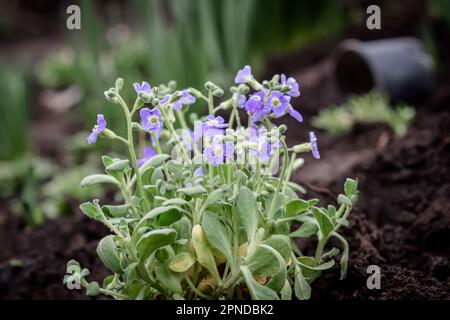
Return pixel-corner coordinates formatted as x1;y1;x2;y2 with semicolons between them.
334;37;435;103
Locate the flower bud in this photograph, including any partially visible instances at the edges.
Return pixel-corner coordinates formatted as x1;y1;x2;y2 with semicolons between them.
104;89;118;103
139;92;152;103
115;77;124;91
169;91;183;103
237;84;250;94
204;81;214;90
292;143;312;153
271;74;280;84
188;87;203;98
278;124;287;134
102;128;117;140
131;122;142;131
262;80;271;89
168;80;177;91
212;88;224;97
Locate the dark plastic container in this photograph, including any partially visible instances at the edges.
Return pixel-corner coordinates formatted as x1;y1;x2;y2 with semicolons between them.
334;37;435;103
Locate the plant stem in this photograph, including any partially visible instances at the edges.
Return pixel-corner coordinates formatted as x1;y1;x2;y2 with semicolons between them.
117;96;147;208
207;91;214;115
267;138;289;219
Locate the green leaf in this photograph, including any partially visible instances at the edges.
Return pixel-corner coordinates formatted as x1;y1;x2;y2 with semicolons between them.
155;262;182;294
201;186;230;210
102;204;130;218
344;178;358;197
337;194;353;206
162;198;192;208
101;155;114;167
333;233;349;280
285;199;309;217
96;235;123;274
169;252;196;272
290;222;318;238
298;257;335;271
136;228;177;262
262;235;291;262
81;174;119;188
191;224;221;284
79;200;103;220
86;281;100;296
106;159;129;172
178;185;207;197
260;244;287;292
166;160;184;180
202;212;234;266
138;206;184;229
312;207;334;239
294;265;311;300
286;181;306;194
236;186;257;243
280;280;292;300
240;266;279;300
141;154;170;172
151;167;164;184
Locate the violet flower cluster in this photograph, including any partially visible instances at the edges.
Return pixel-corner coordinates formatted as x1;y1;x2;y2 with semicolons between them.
69;68;357;301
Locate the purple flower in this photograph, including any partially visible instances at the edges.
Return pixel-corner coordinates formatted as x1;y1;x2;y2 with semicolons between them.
265;91;289;117
245;91;265;113
172;90;196;110
140;108;163;137
233;92;246;109
137;146;157;167
246;126;279;162
204;140;234;166
193;166;204;177
203;115;228;131
87;114;106;144
181;129;194;151
159;94;170;106
133;81;152;95
234;65;253;84
280;74;300;97
287;106;303;123
309;131;320;160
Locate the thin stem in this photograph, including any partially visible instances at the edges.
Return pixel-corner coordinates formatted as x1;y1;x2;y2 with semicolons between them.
207;91;214;115
117;96;147;207
99;288;130;300
267;138;289;219
283;152;297;193
175;109;189;130
151;131;171;180
184;274;211;299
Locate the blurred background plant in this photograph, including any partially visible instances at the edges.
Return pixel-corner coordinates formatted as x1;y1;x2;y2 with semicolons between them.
1;0;446;226
35;0;349;131
312;92;415;137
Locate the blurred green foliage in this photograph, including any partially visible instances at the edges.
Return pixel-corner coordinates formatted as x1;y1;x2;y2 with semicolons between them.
312;92;415;137
0;63;28;160
35;0;348;133
4;0;351;225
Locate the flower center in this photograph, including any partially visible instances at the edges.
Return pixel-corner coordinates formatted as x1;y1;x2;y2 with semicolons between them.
92;125;98;132
272;97;280;107
207;120;218;127
252;95;261;102
149;115;158;124
214;144;224;156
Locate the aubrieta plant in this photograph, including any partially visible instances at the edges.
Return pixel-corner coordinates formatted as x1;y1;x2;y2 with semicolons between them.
63;65;358;300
